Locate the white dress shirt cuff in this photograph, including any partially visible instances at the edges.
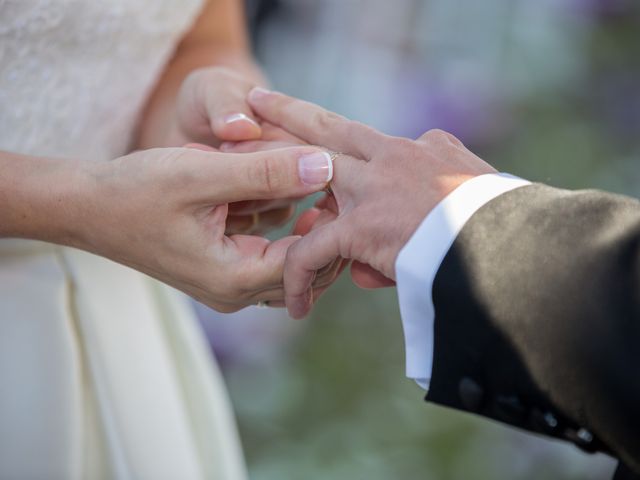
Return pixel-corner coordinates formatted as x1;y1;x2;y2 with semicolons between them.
394;173;531;390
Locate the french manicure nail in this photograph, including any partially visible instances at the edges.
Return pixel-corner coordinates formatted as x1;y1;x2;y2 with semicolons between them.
224;113;259;127
298;151;333;186
248;86;271;102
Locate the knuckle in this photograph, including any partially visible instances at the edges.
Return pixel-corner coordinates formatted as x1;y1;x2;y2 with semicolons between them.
424;128;449;142
426;128;447;137
284;241;301;266
422;128;462;146
311;110;345;132
284;242;306;276
249;156;280;196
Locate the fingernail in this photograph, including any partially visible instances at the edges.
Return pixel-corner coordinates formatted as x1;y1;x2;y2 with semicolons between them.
224;113;259;127
248;86;271;102
298;151;333;186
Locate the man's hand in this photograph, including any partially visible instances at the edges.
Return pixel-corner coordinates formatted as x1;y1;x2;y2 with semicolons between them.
245;88;497;318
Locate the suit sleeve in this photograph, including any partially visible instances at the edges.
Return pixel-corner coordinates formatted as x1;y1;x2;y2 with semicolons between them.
426;183;640;473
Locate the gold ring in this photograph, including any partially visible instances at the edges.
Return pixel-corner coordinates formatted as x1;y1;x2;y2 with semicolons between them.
251;212;260;230
324;151;343;195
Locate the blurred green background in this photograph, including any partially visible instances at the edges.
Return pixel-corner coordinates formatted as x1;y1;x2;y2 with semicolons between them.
196;0;640;478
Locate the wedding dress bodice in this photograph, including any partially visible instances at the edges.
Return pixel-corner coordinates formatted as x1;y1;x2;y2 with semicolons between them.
0;0;202;161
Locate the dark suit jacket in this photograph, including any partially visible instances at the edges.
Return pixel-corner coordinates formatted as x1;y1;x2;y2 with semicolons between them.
427;184;640;479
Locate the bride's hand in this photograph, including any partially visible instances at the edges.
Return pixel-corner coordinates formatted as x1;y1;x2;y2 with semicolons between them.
171;66;264;146
61;146;334;312
171;68;310;235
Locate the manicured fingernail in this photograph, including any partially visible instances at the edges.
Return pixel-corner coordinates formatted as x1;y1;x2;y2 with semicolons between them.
248;86;271;102
224;113;259;127
298;151;333;186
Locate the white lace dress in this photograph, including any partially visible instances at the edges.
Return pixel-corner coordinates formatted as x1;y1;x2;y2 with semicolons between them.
0;1;247;478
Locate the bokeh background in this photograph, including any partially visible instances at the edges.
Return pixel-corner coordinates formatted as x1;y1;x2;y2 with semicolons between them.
197;0;640;478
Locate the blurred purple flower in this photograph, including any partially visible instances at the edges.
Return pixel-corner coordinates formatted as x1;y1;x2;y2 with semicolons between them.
592;70;640;139
563;0;634;17
390;68;513;147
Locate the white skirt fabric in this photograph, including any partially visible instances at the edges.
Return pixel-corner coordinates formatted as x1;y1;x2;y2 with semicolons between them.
0;239;247;480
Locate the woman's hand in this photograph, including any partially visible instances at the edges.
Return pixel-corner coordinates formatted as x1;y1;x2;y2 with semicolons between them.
134;0;302;236
0;146;336;312
150;68;310;236
245;88;497;318
170;66;263;147
136;0;270;150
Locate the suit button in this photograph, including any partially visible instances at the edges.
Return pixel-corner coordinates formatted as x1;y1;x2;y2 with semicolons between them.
458;377;484;412
530;408;559;434
566;428;597;453
494;395;526;423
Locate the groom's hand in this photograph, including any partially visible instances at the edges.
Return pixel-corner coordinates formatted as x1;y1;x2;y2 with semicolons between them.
246;88;496;318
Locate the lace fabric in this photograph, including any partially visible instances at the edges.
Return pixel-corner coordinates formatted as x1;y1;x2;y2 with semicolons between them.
0;0;202;161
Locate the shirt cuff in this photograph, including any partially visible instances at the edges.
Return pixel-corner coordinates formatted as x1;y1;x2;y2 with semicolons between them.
394;173;531;390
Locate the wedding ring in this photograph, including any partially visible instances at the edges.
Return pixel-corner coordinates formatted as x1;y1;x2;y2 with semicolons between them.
324;151;343;195
256;300;270;308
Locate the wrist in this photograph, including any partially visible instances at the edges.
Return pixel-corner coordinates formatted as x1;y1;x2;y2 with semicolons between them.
0;152;96;248
34;158;99;250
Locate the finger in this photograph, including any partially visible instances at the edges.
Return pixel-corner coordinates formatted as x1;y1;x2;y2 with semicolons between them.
350;261;396;289
315;256;345;287
219;140;296;153
229;234;301;291
260;122;306;144
292;208;322;236
291;258;349;316
215;113;262;142
188;146;334;203
184;142;218;152
247;87;384;159
218;146;364;207
183;144;304;210
249;259;346;311
314;259;349;288
269;270;345;311
203;75;262;141
283;220;346;319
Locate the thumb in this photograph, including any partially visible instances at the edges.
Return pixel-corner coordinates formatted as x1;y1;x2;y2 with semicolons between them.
350;261;396;289
196;147;334;204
